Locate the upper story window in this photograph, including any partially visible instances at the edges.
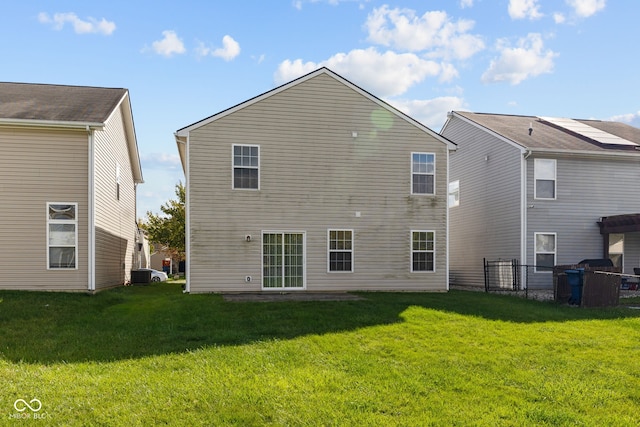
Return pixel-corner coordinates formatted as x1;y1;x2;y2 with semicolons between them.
233;144;259;190
448;180;460;207
534;158;556;199
411;152;435;195
47;203;77;269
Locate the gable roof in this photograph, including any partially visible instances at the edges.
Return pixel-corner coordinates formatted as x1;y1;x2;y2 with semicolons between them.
175;67;456;171
0;82;128;126
0;82;143;183
446;111;640;156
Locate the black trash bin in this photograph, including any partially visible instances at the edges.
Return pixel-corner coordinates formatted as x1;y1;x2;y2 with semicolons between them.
565;268;584;305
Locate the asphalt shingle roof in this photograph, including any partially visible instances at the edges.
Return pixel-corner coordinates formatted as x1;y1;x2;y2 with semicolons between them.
0;82;127;124
454;111;640;153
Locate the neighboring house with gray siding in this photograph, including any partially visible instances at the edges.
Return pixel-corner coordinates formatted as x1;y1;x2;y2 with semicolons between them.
0;82;144;291
175;68;456;293
441;111;640;289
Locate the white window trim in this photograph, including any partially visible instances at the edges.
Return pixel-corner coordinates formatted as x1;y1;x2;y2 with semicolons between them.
534;232;556;273
232;144;260;190
534;158;556;200
327;229;354;273
411;230;436;273
411;152;436;195
261;230;306;290
47;202;78;270
449;180;460;207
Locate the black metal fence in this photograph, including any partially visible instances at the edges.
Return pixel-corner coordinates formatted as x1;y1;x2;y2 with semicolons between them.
483;258;520;291
483;258;624;306
483;258;536;299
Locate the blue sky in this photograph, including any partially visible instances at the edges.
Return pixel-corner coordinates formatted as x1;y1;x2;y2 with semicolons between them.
1;0;638;216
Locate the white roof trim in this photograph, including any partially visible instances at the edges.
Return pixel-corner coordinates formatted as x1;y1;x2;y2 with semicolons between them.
0;117;104;129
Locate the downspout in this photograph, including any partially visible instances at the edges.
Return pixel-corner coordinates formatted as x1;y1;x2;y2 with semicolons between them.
87;126;96;292
446;147;450;291
179;136;190;293
521;150;532;289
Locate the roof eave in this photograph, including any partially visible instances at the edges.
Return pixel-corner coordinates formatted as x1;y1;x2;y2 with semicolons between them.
525;147;640;159
0;118;105;130
175;134;187;173
109;91;144;184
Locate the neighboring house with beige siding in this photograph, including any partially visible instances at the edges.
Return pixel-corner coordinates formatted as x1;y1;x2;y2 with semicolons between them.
0;82;143;291
175;68;456;293
441;111;640;289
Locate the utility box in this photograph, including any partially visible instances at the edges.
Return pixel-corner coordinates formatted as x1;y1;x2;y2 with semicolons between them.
131;269;151;285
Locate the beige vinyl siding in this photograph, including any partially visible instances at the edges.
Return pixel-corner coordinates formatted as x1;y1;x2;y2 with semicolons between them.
93;104;137;289
526;155;640;288
443;117;524;287
0;127;88;291
188;73;449;292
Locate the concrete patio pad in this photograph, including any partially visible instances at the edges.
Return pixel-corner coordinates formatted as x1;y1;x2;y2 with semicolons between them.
222;292;365;302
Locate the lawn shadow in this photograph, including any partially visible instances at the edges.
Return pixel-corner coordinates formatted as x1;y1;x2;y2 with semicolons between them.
0;285;638;364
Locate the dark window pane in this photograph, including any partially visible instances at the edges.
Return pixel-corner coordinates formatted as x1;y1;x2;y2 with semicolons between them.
413;252;434;271
234;168;258;189
49;247;76;268
536;254;555;270
413;174;434;194
536;179;555;198
49;204;75;220
330;252;352;272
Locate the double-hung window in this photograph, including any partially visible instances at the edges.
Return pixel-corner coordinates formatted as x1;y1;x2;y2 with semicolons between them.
328;229;353;272
448;180;460;207
233;144;259;189
47;203;77;269
534;232;556;272
411;230;435;272
534;159;556;199
411;153;435;195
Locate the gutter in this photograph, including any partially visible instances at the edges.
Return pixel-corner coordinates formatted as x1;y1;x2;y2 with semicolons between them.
0;118;104;130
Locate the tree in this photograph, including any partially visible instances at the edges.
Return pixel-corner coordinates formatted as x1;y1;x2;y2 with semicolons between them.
143;182;185;261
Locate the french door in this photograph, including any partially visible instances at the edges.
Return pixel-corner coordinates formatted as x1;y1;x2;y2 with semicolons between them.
262;232;305;289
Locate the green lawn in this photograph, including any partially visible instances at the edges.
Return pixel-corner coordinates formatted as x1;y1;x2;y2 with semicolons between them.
1;283;639;426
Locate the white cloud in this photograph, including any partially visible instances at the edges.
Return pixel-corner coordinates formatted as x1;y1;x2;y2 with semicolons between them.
214;35;241;61
481;33;557;85
151;30;186;57
275;48;442;97
140;152;182;169
553;12;566;23
293;0;370;9
389;97;466;130
38;12;116;35
196;35;241;61
566;0;606;18
609;111;640;124
365;6;484;60
508;0;543;20
460;0;474;8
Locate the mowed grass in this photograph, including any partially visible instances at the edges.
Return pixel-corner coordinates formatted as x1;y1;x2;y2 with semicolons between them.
1;283;639;426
